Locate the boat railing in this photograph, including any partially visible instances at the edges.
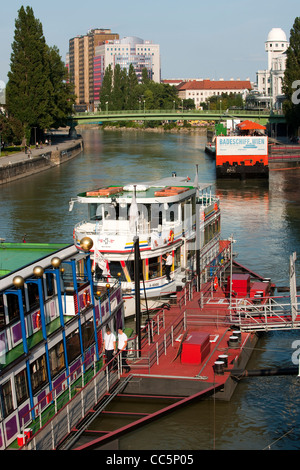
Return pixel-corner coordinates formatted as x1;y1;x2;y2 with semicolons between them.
228;294;300;331
75;218;185;238
127;309;185;374
19;349;126;450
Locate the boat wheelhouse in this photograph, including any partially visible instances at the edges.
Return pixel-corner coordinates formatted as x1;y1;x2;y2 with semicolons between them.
0;244;125;449
70;172;222;316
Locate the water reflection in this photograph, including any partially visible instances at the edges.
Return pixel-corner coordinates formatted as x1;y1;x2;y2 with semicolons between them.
1;129;300;449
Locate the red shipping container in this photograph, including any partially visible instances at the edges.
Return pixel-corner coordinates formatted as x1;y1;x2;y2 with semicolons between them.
181;332;210;364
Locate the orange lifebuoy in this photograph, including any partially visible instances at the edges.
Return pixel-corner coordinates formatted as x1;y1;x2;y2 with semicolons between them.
214;276;218;290
169;230;174;242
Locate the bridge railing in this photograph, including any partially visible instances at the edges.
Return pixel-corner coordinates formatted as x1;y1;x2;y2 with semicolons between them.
73;108;282;118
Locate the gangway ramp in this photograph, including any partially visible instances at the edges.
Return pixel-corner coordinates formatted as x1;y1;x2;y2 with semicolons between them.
69;384;222;450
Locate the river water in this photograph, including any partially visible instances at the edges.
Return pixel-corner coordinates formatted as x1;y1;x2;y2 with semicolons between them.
1;128;300;450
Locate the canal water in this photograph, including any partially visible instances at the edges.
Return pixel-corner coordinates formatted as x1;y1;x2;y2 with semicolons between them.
1;128;300;450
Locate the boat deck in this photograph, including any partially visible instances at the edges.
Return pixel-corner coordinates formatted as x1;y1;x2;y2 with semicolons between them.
122;284;257;399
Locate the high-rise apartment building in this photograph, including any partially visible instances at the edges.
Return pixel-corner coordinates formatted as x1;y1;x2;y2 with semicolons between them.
68;29;119;111
94;36;161;109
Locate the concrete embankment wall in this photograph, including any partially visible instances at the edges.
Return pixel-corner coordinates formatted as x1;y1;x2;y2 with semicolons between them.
0;139;83;185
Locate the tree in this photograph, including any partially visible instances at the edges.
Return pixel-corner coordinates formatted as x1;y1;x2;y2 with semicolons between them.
6;6;52;142
47;46;75;128
0;113;23;145
127;64;139;109
283;17;300;135
111;64;127;110
6;6;75;143
100;65;113;111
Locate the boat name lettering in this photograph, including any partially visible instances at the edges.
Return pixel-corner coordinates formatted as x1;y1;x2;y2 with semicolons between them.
219;137;265;146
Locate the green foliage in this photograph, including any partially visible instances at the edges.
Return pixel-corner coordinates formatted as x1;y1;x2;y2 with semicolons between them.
99;64;113;111
6;6;75;143
283;17;300;134
99;66;180;112
203;93;244;110
0;112;23;145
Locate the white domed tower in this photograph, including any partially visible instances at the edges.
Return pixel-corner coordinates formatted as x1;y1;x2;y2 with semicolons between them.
265;28;289;70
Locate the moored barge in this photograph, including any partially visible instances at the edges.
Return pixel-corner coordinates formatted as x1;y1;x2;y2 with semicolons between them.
0;243;125;449
215;120;269;179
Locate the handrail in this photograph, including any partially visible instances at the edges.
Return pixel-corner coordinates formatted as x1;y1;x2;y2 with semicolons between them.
73;109;282;118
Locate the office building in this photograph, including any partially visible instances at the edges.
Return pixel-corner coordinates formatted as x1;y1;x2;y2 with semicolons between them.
68;29;119;111
94;36;160;109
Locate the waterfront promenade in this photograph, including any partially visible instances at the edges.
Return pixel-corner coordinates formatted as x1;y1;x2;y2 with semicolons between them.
0;131;83;185
0;131;81;166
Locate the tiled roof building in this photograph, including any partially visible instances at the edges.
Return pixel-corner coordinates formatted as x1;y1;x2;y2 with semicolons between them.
176;79;252;108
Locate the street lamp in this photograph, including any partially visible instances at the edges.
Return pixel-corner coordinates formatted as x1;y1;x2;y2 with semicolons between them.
106;101;108;114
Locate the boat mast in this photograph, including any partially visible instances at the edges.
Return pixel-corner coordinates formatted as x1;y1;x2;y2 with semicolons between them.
134;236;141;355
195;164;201;291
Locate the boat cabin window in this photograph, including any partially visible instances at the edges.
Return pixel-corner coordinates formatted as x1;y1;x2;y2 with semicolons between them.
45;272;55;297
148;256;160;279
82;318;95;349
89;203;103;221
0;294;4;329
66;329;81;364
107;261;126;282
15;369;29;406
27;282;40;312
126;259;144;281
1;379;14;418
61;262;74;290
6;290;25;324
49;341;65;378
30;354;48;395
174;246;181;269
165;203;176;223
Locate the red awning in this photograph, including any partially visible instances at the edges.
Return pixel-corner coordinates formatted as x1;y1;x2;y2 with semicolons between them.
237;120;266;130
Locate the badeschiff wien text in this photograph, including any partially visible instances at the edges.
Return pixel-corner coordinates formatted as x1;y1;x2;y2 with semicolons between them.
218;137;266;146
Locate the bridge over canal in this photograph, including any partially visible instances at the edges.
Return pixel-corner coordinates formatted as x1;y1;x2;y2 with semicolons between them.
70;109;286;128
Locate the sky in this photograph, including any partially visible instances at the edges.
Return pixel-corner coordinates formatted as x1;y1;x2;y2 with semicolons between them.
0;0;299;86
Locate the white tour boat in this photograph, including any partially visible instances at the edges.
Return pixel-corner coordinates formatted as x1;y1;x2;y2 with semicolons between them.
69;170;223;317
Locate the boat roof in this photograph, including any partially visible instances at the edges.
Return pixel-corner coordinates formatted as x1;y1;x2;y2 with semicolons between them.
76;175;213;202
0;243;70;278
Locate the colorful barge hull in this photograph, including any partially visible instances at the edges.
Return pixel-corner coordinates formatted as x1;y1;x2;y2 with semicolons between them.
0;244;125;449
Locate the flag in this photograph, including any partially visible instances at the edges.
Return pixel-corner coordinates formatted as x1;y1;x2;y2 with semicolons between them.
129;186;139;233
94;242;110;276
